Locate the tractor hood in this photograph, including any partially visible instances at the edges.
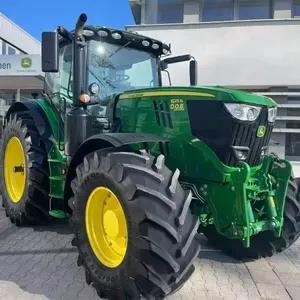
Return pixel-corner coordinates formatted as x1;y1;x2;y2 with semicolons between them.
120;86;276;107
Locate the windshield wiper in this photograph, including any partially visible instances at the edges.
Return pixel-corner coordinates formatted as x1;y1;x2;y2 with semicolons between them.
109;41;132;58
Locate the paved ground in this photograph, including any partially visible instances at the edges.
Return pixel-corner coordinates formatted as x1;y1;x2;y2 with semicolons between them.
1;203;300;300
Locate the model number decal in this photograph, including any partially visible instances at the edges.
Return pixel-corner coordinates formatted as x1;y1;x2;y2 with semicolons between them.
170;99;184;111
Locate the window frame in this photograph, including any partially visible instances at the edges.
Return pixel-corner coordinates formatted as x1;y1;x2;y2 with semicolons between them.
201;0;234;22
237;0;273;20
0;39;20;55
43;40;75;117
292;0;300;18
200;0;273;22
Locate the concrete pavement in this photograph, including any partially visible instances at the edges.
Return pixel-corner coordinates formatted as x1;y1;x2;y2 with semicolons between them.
0;203;300;300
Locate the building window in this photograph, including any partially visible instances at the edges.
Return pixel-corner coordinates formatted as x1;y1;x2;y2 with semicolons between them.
0;90;16;108
8;46;16;55
238;0;272;20
1;41;6;55
202;0;234;22
286;132;300;161
157;0;184;24
293;0;300;18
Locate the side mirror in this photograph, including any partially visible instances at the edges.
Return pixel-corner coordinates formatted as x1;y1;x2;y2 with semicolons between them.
189;60;198;86
162;54;191;65
41;32;59;72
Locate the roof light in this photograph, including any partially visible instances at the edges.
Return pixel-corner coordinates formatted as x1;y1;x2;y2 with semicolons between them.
152;43;159;50
162;48;169;55
142;40;150;47
98;29;109;37
112;32;122;40
83;30;94;37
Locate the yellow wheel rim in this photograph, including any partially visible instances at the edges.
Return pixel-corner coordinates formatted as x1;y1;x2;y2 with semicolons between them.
85;187;128;268
4;137;26;203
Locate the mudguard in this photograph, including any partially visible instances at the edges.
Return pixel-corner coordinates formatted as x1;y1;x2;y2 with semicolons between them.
64;132;168;201
5;101;54;152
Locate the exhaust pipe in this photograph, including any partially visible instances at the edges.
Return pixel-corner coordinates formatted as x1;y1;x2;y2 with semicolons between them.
75;13;87;39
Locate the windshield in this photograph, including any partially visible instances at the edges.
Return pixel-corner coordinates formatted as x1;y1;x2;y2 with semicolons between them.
87;40;159;100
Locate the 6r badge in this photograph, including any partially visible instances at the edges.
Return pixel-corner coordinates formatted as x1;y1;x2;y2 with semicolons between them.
170;99;185;111
257;125;266;138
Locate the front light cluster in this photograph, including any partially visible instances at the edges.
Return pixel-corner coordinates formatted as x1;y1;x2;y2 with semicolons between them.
268;107;277;123
224;103;277;123
224;103;262;121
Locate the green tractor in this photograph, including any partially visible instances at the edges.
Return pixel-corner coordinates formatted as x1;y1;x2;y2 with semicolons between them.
1;12;300;299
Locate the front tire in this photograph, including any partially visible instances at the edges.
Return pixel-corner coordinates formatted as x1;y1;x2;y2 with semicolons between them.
0;111;53;226
69;148;201;299
202;176;300;259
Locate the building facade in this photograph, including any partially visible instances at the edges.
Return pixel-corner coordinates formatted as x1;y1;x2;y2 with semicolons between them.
127;0;300;175
0;12;43;120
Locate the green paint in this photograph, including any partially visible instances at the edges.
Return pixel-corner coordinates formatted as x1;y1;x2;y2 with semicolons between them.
120;86;277;107
36;99;67;200
31;83;291;241
49;210;69;218
36;98;61;141
115;86;292;247
47;144;67;199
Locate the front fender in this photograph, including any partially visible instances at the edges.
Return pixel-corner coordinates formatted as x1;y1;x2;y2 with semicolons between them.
64;132;167;202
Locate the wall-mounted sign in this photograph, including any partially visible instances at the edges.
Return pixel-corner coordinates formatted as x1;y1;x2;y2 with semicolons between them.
0;54;41;76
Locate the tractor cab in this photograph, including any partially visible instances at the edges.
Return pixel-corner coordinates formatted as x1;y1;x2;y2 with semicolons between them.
42;22;197;134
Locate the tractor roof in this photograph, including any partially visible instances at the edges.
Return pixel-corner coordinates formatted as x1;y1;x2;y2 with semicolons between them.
61;25;171;57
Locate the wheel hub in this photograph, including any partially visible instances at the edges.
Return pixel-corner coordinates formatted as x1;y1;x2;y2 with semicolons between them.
103;210;120;238
4;137;26;203
85;186;128;268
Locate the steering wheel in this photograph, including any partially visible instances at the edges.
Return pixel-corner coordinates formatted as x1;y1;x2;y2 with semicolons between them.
114;74;130;82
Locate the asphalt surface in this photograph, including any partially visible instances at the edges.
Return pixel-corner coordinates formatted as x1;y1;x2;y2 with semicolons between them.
1;198;300;300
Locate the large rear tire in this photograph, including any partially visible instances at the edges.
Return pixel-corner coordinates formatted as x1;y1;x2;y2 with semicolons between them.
0;111;53;226
202;176;300;260
69;148;201;299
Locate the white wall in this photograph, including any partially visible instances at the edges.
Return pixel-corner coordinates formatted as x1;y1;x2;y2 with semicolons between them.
0;13;41;54
127;19;300;88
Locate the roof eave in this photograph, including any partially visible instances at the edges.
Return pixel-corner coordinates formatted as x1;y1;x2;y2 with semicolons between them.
129;0;142;24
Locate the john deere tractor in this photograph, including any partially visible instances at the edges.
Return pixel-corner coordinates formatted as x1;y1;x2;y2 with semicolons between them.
1;12;300;300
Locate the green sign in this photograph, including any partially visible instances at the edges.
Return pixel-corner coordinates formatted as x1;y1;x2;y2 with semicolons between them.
21;58;32;68
257;125;266;138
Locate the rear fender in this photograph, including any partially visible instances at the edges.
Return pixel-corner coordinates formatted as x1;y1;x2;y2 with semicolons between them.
4;101;54;152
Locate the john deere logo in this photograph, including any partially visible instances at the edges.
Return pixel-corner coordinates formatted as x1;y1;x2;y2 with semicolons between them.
257;125;266;138
21;58;32;68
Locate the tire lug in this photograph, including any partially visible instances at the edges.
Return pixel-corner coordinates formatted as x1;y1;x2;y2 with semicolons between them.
77;255;83;267
85;270;92;285
71;237;78;247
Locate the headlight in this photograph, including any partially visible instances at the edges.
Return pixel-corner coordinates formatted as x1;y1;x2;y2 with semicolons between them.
224;103;261;121
268;107;277;123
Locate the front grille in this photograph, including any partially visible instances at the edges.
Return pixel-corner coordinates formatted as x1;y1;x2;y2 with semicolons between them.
187;101;273;167
229;107;273;166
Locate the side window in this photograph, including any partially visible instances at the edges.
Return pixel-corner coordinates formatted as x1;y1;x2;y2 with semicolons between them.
60;44;73;100
44;43;73;108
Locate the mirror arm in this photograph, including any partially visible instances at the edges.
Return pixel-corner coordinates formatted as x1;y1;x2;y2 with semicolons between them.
57;26;73;41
